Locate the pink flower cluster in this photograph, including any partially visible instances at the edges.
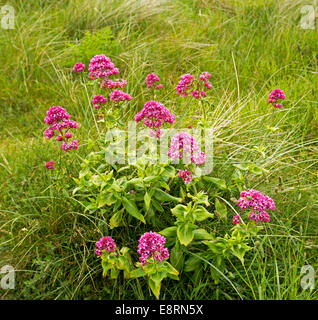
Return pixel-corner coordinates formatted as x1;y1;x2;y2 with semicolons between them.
137;231;169;266
176;72;212;99
109;89;132;102
178;170;192;184
268;89;286;109
146;73;163;90
102;78;127;89
88;54;119;80
135;100;175;138
73;62;85;73
44;106;79;152
176;74;195;97
92;95;107;109
234;189;276;223
168;132;206;165
95;236;117;256
45;160;54;170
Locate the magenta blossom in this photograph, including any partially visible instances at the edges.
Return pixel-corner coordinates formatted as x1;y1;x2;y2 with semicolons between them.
178;170;192;184
102;79;127;89
109;90;132;102
95;236;117;256
235;189;276;223
92;94;107;109
232;215;241;224
268;89;286;109
60;140;79;152
137;231;169;266
73;62;85;73
176;72;212;99
88;54;119;80
168;132;206;165
146;73;162;89
45;160;54;170
135;100;175;138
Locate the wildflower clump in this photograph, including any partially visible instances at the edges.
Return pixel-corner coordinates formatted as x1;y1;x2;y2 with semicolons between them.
45;160;54;170
135;100;175;138
92;95;107;109
95;236;117;256
88;54;119;80
168;132;206;165
178;169;192;184
268;89;286;109
137;231;169;266
176;71;212;99
109;89;132;103
146;73;163;90
73;62;85;73
43;106;79;152
235;189;276;223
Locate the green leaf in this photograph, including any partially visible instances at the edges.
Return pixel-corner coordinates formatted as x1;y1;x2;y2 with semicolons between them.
250;166;263;175
154;188;182;203
122;197;145;224
148;278;162;299
162;165;176;178
110;267;120;279
98;192;117;208
129;268;146;278
170;243;184;271
214;198;227;219
171;204;187;220
233;163;249;171
101;260;112;278
184;256;202;272
164;262;179;277
144;192;151;211
177;222;195;246
192;205;214;222
159;226;177;238
109;209;124;229
203;177;227;190
193;228;214;240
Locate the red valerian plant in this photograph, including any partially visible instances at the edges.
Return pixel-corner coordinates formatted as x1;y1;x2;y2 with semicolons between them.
233;189;276;224
134;100;175;138
43;106;79;153
176;71;212;99
268;88;286;109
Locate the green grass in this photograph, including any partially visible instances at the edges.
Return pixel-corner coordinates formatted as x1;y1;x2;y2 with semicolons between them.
0;0;317;300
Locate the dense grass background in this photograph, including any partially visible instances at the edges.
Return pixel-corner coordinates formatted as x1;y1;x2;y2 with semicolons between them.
0;0;317;299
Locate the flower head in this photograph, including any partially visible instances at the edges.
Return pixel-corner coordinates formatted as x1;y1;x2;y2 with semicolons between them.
44;106;70;125
60;140;79;152
88;54;119;80
135;100;175;136
232;215;241;224
137;231;169;266
102;79;127;89
95;236;116;256
178;170;192;184
176;74;195;97
45;160;54;170
236;189;275;223
146;73;162;89
109;89;132;102
268;89;286;109
168;132;206;165
73;62;85;73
